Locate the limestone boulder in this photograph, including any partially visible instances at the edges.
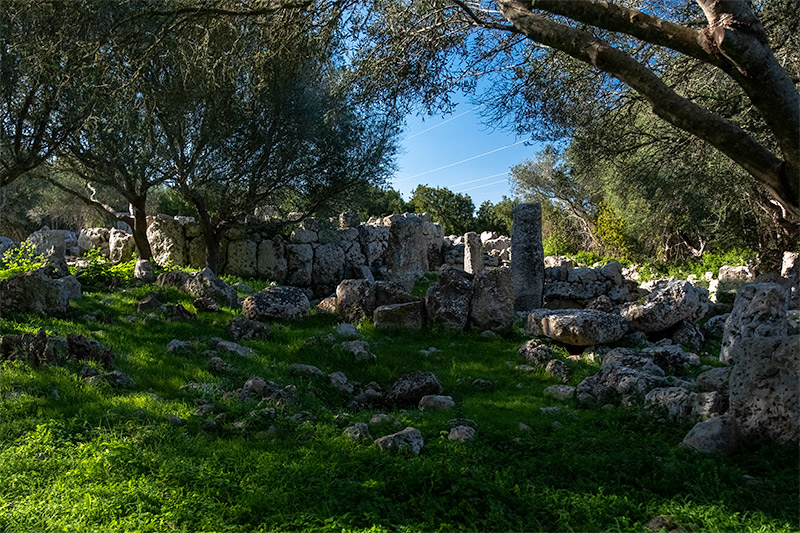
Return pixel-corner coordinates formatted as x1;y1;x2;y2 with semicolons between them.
374;301;425;330
644;387;727;422
621;281;709;333
386;214;428;290
185;268;238;307
156;269;191;288
78;228;110;256
720;283;791;364
728;335;799;443
682;414;740;454
374;427;424;455
29;228;66;260
146;214;187;266
718;265;755;292
134;260;156;282
242;286;310;321
312;243;345;295
226;240;258;278
257;239;287;284
576;350;668;405
386;371;443;406
781;251;799;309
469;267;514;333
108;229;136;262
336;279;376;323
640;345;700;375
286;243;313;287
670;320;705;352
226;317;271;341
425;266;474;330
0;269;70;315
525;309;628;346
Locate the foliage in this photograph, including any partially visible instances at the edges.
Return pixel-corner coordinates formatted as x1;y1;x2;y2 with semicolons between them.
407;184;475;235
0;241;46;279
73;250;138;289
474;196;518;235
594;203;630;259
356;185;408;219
0;283;797;531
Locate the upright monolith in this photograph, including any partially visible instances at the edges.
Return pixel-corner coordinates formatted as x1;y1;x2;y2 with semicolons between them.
464;232;484;275
511;203;544;312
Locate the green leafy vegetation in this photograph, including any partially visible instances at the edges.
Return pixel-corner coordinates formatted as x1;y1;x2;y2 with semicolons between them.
1;284;797;531
0;241;46;279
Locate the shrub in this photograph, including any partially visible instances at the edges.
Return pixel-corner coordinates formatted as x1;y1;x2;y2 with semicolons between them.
0;241;47;279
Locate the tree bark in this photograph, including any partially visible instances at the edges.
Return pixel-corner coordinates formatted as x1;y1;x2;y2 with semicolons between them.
129;195;153;261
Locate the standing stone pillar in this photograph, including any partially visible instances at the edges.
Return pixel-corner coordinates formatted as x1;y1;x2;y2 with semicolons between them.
464;232;484;274
511;203;544;312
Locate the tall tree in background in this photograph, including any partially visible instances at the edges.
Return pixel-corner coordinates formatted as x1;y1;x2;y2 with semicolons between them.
352;0;800;228
407;184;475;235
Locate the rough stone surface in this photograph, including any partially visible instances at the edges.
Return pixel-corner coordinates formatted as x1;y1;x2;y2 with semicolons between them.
156;270;191;288
469;267;514;332
463;232;484;275
226;240;258;278
146;215;187;266
671;321;705;352
226;317;271;341
58;275;82;301
78;228;110;255
448;425;476;443
418;394;455;411
576;350;667;405
29;228;66;260
544;359;572;383
185;268;238;307
242;286;310;321
511;203;544;313
682;414;739;454
543;384;576;401
134;260;156;282
335;323;359;338
214;340;254;357
289;363;325;380
425;266;473;330
386;214;428;291
285;244;313;287
720;283;791;365
374;427;424;455
781;251;799;308
526;309;629;346
344;423;372;442
374;301;425;330
108;230;136;262
0;269;70;315
340;340;376;362
328;371;354;395
621;281;709;333
387;371;443;406
728;335;799;443
696;367;731;395
644;387;727;422
312;243;345;295
640;345;701;375
518;339;555;366
257;239;287;283
336;279;376;323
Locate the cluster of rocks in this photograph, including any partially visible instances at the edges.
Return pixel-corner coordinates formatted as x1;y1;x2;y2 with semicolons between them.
0;268;82;316
542;259;639;310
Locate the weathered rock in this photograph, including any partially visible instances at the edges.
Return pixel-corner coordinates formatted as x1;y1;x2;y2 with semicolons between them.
328;371;354;395
702;313;729;338
335;323;359;338
526;309;628;346
0;269;70;315
286;243;313;287
720;283;791;365
511;203;544;312
208;356;228;373
781;251;799;308
214;339;254;357
682;414;739;454
166;339;189;353
518;339;554;366
374;427;424;455
193;297;219;312
463;231;484;274
374;301;425;330
621;281;709;333
386;214;428;290
226;240;258;278
78;228;110;256
728;335;799;443
340;340;376;362
543;384;576;401
185;268;238;308
146;215;187;266
469;267;514;332
544;359;572;383
156;270;190;288
448;425;476;443
289;363;326;380
257;239;287;283
718;265;755;292
134;260;156;282
640;345;701;375
242;286;310;321
418;394;455;411
165;304;196;321
105;370;135;389
29;228;66;260
57;275;82;301
67;333;114;368
670;320;705;352
344;423;372;442
696;367;731;395
425;266;473;330
576;350;667;405
108;229;136;262
387;371;443;406
226;317;271;341
644;387;727;422
312;243;345;294
316;296;338;315
335;279;376;323
136;294;163;312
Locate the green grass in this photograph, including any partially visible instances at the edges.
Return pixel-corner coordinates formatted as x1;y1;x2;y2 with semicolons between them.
1;284;798;532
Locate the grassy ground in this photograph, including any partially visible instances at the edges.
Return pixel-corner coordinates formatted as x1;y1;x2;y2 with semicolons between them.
0;283;798;532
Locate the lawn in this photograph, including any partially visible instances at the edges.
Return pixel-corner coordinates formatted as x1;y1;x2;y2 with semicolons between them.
0;282;797;532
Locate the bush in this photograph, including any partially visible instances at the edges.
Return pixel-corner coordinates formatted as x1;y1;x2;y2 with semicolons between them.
75;250;138;288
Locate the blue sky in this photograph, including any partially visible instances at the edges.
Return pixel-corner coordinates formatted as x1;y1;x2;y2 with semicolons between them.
391;102;544;208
